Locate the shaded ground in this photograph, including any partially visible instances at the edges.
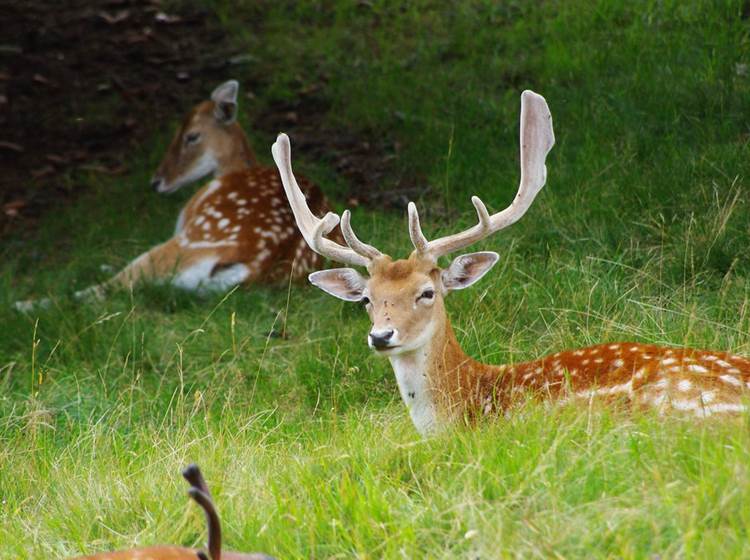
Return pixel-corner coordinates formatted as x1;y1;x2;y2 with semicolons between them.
256;95;423;209
0;0;415;240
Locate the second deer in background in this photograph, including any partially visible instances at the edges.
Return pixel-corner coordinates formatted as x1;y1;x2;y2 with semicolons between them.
15;80;335;311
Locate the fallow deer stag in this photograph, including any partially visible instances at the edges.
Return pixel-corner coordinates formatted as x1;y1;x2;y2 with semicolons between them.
14;80;331;311
272;91;750;436
71;464;273;560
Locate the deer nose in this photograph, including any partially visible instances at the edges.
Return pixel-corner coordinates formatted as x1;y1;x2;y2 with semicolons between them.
150;177;165;192
368;328;395;349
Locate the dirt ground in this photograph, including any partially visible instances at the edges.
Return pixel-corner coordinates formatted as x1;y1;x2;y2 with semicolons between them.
0;1;415;240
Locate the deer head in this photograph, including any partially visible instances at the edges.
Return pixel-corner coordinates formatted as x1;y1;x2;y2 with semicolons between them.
271;90;555;357
151;80;256;194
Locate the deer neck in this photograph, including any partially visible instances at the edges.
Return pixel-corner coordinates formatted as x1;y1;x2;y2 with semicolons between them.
215;125;258;176
387;311;506;435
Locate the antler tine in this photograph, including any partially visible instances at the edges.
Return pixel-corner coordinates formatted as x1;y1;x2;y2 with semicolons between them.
407;202;429;253
411;90;555;260
182;463;211;496
272;134;376;268
341;210;382;260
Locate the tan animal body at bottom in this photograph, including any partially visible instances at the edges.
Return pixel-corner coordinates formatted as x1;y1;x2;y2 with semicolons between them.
74;546;270;560
69;465;274;560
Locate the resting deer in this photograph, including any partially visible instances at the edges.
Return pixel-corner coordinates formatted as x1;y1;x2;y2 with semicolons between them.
71;464;273;560
14;80;331;311
271;91;750;436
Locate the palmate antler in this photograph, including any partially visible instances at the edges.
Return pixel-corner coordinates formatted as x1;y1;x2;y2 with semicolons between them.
271;90;555;267
409;90;555;260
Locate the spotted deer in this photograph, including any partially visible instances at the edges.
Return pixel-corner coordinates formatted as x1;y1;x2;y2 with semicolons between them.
272;91;750;436
14;80;331;311
71;464;273;560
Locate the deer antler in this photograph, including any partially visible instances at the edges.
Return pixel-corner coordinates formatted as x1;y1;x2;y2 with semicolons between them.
409;90;555;260
271;134;382;268
183;464;221;560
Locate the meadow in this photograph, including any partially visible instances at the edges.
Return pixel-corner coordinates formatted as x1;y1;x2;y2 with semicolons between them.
2;1;750;557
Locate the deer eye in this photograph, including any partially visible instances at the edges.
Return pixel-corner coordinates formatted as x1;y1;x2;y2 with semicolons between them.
185;131;201;145
418;289;434;301
360;296;371;306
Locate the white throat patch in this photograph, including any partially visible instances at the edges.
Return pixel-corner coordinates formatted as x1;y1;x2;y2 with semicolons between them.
389;349;439;436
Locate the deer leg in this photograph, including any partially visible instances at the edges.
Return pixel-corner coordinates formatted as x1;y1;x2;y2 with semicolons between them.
90;237;251;296
72;237;187;301
14;238;250;311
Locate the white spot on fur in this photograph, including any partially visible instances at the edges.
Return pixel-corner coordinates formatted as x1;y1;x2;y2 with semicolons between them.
704;403;747;415
686;364;708;373
185;240;239;249
719;375;742;387
672;399;698;411
602;380;632;395
677;379;692;392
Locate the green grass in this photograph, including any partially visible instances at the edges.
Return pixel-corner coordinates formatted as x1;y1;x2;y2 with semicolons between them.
2;1;750;558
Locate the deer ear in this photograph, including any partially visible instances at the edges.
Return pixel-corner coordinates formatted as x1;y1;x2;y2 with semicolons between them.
211;80;239;124
309;269;367;302
441;251;499;292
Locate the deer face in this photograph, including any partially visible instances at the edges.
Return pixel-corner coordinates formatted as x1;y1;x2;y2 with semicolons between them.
310;252;499;355
151;80;241;194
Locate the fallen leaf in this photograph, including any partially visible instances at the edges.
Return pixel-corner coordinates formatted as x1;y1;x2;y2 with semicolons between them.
0;141;23;152
31;165;55;179
46;154;68;164
154;12;181;24
98;10;130;25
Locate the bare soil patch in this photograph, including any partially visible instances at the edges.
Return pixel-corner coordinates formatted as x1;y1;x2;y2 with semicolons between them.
0;1;415;241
